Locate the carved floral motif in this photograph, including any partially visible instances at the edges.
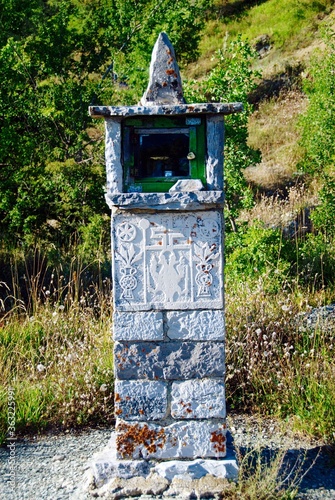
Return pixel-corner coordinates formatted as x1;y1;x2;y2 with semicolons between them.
113;212;223;310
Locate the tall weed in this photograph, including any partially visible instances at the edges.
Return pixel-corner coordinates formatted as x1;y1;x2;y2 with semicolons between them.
225;280;335;443
0;254;114;445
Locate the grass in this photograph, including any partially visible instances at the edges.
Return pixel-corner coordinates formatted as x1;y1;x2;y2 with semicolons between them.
1;249;335;447
188;0;334;79
225;445;301;499
225;277;335;443
0;257;114;445
246;91;308;190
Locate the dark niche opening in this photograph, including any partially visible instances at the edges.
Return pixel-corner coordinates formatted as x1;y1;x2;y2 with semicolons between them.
134;128;190;179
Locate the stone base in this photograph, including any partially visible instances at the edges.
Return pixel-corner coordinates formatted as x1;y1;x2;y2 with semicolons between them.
73;432;238;499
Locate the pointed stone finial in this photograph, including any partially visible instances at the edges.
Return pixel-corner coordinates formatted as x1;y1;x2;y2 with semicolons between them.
140;32;185;106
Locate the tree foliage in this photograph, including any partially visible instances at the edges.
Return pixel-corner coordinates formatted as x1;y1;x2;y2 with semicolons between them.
0;0;205;250
184;36;261;231
299;28;335;238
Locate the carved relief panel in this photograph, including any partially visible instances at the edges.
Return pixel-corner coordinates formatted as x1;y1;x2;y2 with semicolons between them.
112;211;223;311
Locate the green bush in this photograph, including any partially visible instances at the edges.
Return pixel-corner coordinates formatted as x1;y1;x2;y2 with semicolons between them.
225;224;294;292
298;233;335;288
184;36;261;230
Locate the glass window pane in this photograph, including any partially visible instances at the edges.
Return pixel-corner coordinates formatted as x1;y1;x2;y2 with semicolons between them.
135;132;190;179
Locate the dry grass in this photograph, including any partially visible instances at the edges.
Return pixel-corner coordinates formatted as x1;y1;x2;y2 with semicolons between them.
0;261;114;444
246;91;308;190
239;185;318;230
187;0;334;80
225;278;335;442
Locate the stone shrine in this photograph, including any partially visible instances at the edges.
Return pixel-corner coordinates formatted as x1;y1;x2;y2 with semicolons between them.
85;32;242;498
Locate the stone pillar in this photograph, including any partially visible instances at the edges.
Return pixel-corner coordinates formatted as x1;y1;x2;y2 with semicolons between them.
113;209;226;461
86;32;242;498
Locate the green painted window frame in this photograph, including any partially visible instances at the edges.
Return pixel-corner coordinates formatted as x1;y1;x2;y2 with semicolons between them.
122;116;206;193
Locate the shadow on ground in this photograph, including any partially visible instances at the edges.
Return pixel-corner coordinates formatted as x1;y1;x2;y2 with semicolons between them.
237;443;335;497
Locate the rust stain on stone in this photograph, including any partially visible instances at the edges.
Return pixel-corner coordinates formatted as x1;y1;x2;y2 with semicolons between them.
210;430;226;453
166;69;177;77
117;422;166;458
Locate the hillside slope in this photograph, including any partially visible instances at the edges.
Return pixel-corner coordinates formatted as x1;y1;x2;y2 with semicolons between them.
188;0;335;200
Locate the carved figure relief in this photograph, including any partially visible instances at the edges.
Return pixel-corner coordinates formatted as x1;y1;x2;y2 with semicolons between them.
113;212;223;310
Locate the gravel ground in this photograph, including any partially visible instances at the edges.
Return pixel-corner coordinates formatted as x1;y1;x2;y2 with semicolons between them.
1;415;334;500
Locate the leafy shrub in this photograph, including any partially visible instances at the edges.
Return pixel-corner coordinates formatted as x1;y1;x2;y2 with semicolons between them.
225;224;294;292
184;35;261;230
299;29;335;176
298;232;335;288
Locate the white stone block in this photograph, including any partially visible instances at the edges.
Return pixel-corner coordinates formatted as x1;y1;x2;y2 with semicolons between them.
154;458;238;481
169;179;204;192
113;311;164;341
112;211;223;311
171;379;226;419
115;380;167;420
116;420;227;460
167;310;225;340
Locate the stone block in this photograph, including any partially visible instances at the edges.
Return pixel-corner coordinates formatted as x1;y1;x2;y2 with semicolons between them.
97;474;169;499
105;119;122;194
171;379;226;419
114;341;225;380
112;211;223;311
154;458;238;481
106;190;225;210
114;380;167;420
169;179;204;192
92;449;150;486
206;115;224;190
166;310;225;340
116;420;227;460
113;311;164;341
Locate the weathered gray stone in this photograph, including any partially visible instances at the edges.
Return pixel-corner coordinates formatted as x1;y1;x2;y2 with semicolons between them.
113;311;164;341
97;474;169;498
89;102;244;118
166;475;235;498
114;341;225;380
92;451;150;486
169;179;205;193
206;115;225;190
154;458;238;480
112;211;223;312
140;32;185;106
116;420;227;459
88;434;151;488
167;310;225;340
105;119;122;194
171;379;226;419
106;190;224;210
115;380;167;420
